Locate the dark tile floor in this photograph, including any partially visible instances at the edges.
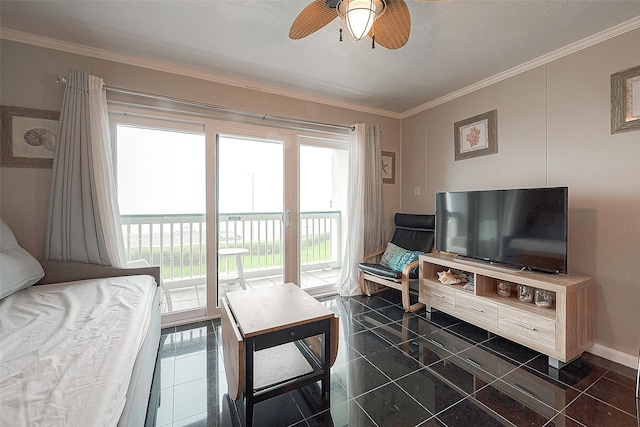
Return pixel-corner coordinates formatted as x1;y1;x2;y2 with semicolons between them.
151;290;639;427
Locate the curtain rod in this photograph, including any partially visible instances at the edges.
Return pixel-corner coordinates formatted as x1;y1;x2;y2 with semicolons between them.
56;75;355;132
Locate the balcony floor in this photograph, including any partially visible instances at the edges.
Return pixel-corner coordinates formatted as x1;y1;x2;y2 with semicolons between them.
160;267;340;313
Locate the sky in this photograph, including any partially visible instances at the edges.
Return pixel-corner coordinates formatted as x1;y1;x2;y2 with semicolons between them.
117;125;206;215
117;126;340;215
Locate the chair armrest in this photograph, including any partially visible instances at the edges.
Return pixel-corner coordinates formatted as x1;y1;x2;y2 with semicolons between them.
363;247;386;263
401;259;420;278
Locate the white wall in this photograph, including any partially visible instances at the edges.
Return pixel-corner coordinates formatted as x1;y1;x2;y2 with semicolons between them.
401;28;640;364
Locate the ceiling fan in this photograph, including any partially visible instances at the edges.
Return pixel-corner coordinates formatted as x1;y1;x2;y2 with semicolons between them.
289;0;436;50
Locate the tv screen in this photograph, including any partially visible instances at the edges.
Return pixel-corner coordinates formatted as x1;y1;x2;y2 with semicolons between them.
435;187;568;273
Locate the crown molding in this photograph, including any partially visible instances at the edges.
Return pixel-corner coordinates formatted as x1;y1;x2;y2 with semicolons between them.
2;17;638;121
401;16;640;119
0;27;402;120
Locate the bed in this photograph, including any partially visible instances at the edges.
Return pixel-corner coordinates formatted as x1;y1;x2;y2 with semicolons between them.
0;220;162;427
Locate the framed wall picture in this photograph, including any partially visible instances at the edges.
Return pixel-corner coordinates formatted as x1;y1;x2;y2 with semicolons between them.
454;109;498;161
1;105;60;168
381;151;395;184
611;65;640;134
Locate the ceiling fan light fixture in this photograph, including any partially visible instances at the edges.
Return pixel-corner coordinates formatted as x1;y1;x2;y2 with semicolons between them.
337;0;386;41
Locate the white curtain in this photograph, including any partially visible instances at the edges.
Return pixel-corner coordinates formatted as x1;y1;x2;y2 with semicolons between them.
337;124;386;296
45;69;127;267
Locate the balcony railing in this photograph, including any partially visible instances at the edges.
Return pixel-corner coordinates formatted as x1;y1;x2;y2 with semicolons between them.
120;211;342;285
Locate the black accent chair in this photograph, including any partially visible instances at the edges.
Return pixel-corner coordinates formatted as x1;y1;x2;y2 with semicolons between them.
358;213;435;312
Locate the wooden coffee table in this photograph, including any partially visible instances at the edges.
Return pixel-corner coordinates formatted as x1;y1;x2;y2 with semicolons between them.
222;283;337;426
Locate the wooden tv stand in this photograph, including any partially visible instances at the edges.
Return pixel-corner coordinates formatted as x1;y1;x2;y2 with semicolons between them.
419;253;595;368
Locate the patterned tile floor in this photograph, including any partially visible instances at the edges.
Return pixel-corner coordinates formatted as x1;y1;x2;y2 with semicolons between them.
151;289;639;426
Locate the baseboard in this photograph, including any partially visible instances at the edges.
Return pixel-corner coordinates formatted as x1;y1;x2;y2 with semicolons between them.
587;343;638;369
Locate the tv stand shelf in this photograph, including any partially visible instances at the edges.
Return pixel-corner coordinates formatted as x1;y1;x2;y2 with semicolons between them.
419;253;595;367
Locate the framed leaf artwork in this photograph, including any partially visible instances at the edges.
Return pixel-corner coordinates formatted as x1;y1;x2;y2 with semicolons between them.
454;110;497;161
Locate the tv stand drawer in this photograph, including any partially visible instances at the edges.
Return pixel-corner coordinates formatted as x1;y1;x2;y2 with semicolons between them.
419;282;456;312
499;305;556;350
455;292;497;328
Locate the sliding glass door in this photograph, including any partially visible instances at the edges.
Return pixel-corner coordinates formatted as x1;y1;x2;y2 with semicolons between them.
113;109;349;324
299;139;348;295
214;129;349;300
113;114;209;324
216;132;286;305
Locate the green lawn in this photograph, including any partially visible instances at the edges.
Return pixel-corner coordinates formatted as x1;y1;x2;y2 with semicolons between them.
128;238;333;281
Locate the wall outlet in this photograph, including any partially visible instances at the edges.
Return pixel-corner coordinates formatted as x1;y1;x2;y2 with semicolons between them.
414;186;420;196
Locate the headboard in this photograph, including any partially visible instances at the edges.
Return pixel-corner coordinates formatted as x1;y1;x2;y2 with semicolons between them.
37;261;161;287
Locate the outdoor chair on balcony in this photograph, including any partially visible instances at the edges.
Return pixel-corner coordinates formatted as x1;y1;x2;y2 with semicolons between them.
358;213;435;313
127;258;174;311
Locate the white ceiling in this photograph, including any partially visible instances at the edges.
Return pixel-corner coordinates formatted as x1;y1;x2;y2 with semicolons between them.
2;1;640;116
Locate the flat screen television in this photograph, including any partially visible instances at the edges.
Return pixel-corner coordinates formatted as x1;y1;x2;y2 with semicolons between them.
435;187;568;273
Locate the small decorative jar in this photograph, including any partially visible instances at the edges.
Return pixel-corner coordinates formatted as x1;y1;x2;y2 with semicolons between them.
497;281;511;297
517;285;533;303
534;289;554;308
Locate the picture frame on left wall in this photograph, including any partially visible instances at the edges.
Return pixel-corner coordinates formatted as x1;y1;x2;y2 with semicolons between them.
1;106;60;168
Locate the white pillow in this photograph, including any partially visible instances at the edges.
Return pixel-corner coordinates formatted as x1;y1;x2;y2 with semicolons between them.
0;219;45;299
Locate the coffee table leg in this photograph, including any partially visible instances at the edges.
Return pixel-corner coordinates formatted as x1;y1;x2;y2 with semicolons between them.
322;319;331;404
245;337;255;427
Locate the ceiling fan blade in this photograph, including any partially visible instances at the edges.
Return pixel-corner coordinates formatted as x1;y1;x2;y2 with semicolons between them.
289;0;338;40
372;0;411;49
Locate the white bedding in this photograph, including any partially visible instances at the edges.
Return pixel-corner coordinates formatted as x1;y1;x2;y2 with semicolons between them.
0;275;156;427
